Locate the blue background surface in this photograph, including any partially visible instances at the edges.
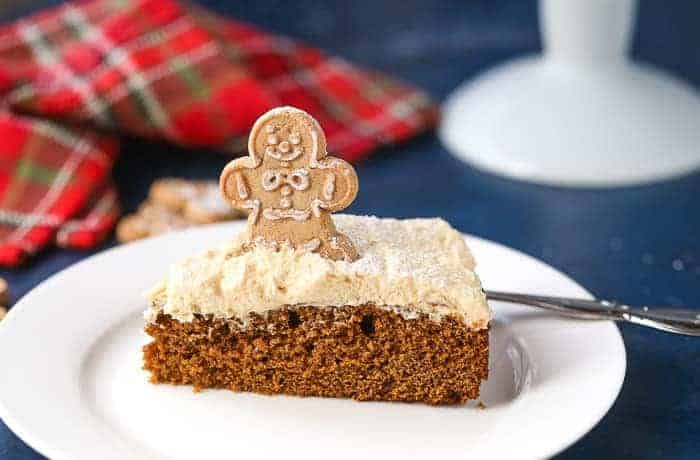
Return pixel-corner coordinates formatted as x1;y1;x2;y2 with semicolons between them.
1;1;699;458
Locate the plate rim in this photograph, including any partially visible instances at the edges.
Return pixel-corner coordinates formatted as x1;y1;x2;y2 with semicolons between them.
0;222;627;460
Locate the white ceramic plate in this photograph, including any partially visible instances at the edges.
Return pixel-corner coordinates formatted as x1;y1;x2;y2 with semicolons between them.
0;222;626;460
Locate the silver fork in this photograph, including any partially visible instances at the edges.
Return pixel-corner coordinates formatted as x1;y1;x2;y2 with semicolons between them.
486;290;700;336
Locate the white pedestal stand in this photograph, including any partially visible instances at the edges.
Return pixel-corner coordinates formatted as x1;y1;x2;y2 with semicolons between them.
440;0;700;186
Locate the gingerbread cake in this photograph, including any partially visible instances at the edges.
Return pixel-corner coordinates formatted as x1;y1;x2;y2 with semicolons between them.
143;107;490;405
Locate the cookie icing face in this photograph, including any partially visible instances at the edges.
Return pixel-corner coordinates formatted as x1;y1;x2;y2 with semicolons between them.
263;123;304;162
254;115;317;220
220;106;359;261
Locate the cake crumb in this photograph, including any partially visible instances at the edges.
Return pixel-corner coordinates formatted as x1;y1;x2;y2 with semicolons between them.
477;400;487;409
144;305;489;405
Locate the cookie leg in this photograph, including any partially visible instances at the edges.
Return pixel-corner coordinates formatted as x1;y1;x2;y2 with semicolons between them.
320;233;359;262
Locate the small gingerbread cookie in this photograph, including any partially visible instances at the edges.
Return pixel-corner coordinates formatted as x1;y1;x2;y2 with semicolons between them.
151;179;243;223
220;106;359;261
182;182;241;224
0;277;9;307
116;202;189;243
0;276;8;322
149;179;198;212
115;214;150;243
117;179;246;243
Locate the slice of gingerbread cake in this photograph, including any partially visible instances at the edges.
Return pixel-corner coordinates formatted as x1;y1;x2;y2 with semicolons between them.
143;107;490;405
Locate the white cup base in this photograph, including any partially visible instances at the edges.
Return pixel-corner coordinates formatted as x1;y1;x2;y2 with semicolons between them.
440;56;700;187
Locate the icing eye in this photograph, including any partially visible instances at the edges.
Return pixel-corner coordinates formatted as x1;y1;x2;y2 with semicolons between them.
288;169;310;191
289;133;301;145
262;170;282;191
267;135;279;145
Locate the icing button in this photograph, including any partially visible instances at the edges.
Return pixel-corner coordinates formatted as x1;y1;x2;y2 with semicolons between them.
280;197;292;209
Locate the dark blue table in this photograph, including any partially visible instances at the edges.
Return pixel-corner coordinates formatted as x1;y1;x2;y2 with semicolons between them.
1;1;699;458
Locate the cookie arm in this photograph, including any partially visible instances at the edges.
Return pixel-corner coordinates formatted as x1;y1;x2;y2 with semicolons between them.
219;157;258;209
317;158;359;213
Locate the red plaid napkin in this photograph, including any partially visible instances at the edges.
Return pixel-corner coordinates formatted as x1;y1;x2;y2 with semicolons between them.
0;0;437;267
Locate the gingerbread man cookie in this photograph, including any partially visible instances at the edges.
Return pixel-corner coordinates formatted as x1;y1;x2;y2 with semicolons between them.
220;107;359;261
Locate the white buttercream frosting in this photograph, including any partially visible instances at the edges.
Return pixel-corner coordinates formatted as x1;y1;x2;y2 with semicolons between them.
145;215;490;329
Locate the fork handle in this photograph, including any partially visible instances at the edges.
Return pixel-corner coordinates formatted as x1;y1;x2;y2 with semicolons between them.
485;290;700;336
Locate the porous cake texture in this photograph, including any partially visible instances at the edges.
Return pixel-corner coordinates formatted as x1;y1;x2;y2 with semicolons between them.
144;215;490;405
144;305;488;404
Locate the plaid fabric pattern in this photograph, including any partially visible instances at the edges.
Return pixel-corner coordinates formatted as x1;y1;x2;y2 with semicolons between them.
0;0;438;267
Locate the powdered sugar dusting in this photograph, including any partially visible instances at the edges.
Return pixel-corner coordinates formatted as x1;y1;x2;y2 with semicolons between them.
338;215;476;287
193;184;232;214
147;215;489;328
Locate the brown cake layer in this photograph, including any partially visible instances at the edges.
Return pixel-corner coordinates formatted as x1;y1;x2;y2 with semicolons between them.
143;304;489;405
